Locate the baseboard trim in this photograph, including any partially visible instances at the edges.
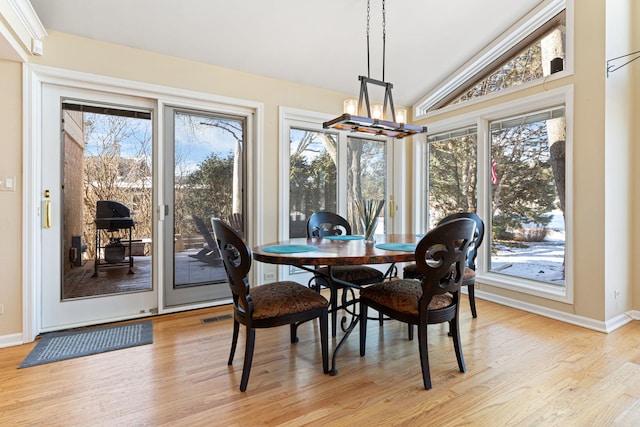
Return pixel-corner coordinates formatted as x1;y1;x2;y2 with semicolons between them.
0;333;25;349
627;310;640;320
475;289;634;333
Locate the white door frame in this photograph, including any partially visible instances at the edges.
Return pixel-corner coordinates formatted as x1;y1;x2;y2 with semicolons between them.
22;64;264;342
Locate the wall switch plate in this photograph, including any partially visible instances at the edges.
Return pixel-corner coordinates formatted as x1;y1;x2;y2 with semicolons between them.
0;176;16;191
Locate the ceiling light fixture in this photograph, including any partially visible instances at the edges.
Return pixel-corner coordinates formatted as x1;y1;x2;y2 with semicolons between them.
323;0;427;139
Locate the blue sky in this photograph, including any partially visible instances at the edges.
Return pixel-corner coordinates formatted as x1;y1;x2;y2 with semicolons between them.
83;111;240;176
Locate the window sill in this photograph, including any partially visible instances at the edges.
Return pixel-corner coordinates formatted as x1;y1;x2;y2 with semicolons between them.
477;271;570;304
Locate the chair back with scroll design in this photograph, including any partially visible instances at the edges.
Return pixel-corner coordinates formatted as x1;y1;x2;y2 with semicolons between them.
403;211;484;318
212;219;329;392
360;218;475;389
306;211;352;237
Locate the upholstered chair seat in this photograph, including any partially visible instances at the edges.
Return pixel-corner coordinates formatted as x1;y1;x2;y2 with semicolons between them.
360;280;453;316
246;281;329;320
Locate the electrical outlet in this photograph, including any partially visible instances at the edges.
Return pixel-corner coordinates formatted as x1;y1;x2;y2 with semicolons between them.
264;272;276;282
614;290;621;299
0;304;4;315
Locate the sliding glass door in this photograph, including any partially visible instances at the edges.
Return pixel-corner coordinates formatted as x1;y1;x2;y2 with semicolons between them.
163;106;245;307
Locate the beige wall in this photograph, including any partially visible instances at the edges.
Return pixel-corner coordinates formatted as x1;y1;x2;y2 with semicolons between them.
1;0;637;342
630;0;640;312
573;0;608;320
0;60;23;336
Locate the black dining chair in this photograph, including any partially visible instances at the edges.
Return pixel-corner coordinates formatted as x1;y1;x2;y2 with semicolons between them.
212;219;329;392
403;212;485;318
306;211;385;336
359;218;475;390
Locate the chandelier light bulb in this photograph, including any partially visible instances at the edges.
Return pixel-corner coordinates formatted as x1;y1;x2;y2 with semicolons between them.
343;99;358;115
371;104;384;120
396;108;407;124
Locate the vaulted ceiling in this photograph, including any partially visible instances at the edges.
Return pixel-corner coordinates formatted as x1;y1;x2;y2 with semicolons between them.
29;0;544;106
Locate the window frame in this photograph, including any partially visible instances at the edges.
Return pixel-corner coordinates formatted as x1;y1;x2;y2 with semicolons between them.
414;86;574;303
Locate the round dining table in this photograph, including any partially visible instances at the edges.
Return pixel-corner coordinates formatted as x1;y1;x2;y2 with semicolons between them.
252;234;420;267
252;233;421;375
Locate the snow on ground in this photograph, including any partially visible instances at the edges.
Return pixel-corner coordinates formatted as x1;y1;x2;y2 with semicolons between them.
490;211;565;284
491;241;565;283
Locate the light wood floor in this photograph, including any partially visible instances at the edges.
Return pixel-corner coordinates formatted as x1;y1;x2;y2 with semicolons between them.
1;297;639;426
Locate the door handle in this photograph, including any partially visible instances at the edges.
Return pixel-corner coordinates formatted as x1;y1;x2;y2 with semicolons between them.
44;200;51;228
43;189;51;229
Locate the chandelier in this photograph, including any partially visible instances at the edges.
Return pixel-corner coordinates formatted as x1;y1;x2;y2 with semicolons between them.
323;0;427;139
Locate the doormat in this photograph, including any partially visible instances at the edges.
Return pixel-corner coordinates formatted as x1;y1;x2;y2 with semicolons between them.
19;320;153;368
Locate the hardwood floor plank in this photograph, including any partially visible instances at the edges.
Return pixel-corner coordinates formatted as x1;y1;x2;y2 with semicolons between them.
1;298;639;426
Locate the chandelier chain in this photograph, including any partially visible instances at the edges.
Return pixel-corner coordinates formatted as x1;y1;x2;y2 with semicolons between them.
366;0;371;78
365;0;387;81
382;0;386;81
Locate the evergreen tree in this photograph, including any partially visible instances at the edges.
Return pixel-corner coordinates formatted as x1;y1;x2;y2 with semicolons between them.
428;135;477;225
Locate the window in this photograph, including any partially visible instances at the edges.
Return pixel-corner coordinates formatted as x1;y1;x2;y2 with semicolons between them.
417;86;571;299
415;0;572;300
61;103;153;300
280;108;395;282
288;128;337;238
445;16;565;108
287;131;390;237
427;126;478;227
347;137;388;234
416;0;567;115
170;111;245;287
489;106;566;286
